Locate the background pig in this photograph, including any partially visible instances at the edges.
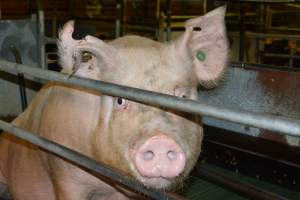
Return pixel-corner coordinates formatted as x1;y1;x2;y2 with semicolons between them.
0;6;228;200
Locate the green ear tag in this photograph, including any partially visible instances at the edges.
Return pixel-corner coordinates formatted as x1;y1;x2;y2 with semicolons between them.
196;51;206;61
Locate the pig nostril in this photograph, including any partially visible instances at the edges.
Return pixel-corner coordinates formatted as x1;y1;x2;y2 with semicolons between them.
143;150;154;161
167;151;177;161
134;136;187;179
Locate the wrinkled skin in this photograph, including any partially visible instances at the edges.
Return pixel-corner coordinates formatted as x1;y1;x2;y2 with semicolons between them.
0;7;228;200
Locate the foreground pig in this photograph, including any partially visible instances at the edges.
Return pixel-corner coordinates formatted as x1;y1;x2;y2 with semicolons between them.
0;7;228;200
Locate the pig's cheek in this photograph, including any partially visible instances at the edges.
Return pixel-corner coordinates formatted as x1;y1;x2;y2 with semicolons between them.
127;148;138;175
180;122;202;160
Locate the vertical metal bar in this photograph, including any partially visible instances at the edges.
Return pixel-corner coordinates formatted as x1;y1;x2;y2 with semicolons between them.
166;0;172;41
9;46;28;111
203;0;207;13
52;0;57;38
38;10;46;69
256;4;265;64
155;0;161;40
0;0;2;19
156;0;160;20
116;0;122;38
239;3;245;62
289;41;294;68
36;0;46;69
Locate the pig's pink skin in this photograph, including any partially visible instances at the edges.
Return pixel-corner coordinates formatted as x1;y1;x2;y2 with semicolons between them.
133;134;186;186
0;6;228;200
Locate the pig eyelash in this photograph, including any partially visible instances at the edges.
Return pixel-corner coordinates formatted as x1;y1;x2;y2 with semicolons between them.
114;97;128;109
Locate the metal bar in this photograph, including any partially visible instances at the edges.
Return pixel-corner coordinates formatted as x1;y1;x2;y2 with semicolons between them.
37;7;47;69
0;120;183;200
231;61;300;72
262;53;300;59
9;46;28;111
196;165;288;200
115;1;122;38
222;0;295;2
205;139;300;169
166;0;172;41
239;3;245;62
246;32;300;40
1;59;300;137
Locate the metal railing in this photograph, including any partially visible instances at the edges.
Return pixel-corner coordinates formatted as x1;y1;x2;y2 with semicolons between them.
1;59;300;137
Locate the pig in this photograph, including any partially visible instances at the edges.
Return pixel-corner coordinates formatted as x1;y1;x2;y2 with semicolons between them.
0;6;228;200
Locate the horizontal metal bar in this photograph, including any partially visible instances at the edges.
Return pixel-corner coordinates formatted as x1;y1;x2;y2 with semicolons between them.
262;53;300;59
223;0;295;2
229;31;300;40
1;59;300;137
246;32;300;40
0;120;182;200
196;164;288;200
231;61;300;72
205;138;300;169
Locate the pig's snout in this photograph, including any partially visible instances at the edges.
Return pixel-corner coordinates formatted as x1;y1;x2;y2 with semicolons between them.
134;135;186;179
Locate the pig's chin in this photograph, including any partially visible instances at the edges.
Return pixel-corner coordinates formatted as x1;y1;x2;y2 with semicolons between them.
140;177;172;189
136;175;180;189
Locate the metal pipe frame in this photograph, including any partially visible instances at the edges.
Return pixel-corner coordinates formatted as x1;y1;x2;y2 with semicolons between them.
262;53;300;59
1;59;300;137
239;3;245;62
222;0;296;2
246;32;300;40
9;46;28;111
166;0;172;41
115;1;122;38
37;7;46;70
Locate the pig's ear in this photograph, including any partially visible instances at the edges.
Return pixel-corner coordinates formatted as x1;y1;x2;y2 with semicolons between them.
173;6;229;88
57;21;118;78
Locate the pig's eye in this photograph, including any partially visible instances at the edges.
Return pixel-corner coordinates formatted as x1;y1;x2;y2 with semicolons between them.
115;97;128;109
193;26;202;31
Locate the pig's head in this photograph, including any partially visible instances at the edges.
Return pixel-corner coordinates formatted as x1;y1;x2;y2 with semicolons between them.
57;7;228;190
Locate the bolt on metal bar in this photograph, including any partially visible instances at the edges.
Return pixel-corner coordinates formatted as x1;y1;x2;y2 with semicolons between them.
0;119;183;200
1;59;300;137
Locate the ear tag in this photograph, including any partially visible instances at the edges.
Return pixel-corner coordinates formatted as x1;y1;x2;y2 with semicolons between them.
196;51;206;61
